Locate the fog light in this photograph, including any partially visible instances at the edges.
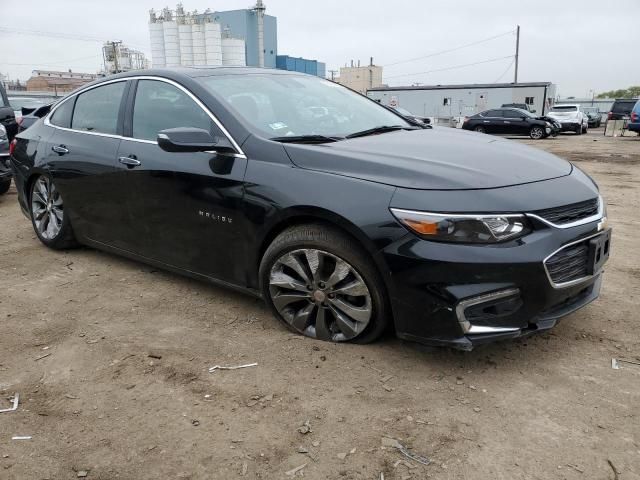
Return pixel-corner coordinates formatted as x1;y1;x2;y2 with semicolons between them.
456;289;522;334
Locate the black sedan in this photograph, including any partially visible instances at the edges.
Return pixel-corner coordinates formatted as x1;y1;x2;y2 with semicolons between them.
462;108;555;139
10;68;611;350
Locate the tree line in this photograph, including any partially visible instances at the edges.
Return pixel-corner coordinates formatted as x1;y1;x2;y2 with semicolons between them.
596;86;640;99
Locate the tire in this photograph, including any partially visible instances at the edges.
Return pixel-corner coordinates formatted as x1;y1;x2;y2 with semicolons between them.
575;125;582;135
529;126;544;140
29;174;78;249
0;178;10;195
259;224;389;344
474;126;486;133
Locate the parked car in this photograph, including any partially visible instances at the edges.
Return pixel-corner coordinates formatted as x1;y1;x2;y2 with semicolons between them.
501;103;536;113
628;99;640;134
582;106;602;128
8;96;54;122
461;108;554;139
547;104;588;134
0;84;17;194
608;98;638;121
10;68;611;350
389;106;431;126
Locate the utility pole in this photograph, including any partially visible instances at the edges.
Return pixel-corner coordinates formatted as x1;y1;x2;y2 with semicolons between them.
328;69;338;81
514;25;520;84
108;41;123;74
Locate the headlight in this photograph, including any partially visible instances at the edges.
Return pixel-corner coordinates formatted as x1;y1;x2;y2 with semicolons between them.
545;122;552;127
390;208;531;243
0;124;7;140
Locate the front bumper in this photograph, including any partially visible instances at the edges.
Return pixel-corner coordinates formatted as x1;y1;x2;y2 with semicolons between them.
383;219;609;351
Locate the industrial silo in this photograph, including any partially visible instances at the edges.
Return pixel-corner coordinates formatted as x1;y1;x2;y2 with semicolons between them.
222;38;246;66
178;23;194;66
204;22;222;66
192;23;207;66
163;20;180;67
149;21;166;68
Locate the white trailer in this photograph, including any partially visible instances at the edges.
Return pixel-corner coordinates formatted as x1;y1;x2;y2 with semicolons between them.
367;82;557;123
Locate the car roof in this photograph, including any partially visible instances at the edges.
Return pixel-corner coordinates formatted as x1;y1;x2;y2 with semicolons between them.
552;104;579;107
113;67;302;79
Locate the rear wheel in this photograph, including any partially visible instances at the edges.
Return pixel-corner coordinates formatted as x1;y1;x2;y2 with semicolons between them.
529;126;544;140
30;174;78;249
582;124;588;134
0;178;10;195
575;125;582;135
474;125;486;133
260;224;389;344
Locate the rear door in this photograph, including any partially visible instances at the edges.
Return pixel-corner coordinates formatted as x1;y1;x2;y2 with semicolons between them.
480;109;504;133
44;80;130;245
116;78;248;284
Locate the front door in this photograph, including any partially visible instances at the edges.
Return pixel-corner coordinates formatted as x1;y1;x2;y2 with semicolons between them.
502;109;529;135
116;79;248;284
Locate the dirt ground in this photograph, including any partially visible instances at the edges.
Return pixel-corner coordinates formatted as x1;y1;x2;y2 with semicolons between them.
1;130;639;480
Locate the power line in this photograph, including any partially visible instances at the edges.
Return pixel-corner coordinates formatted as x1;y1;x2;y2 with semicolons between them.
0;26;148;51
383;29;515;68
493;58;515;83
385;55;515;80
0;55;103;67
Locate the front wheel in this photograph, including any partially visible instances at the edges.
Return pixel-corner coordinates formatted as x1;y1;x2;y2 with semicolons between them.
260;224;389;344
530;126;545;139
30;174;78;249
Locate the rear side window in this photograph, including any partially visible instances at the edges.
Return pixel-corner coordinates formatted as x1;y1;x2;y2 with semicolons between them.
72;82;126;135
503;110;524;118
132;80;216;141
49;99;75;128
483;110;504;117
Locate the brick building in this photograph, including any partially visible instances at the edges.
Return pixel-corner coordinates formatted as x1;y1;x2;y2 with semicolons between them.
26;70;98;93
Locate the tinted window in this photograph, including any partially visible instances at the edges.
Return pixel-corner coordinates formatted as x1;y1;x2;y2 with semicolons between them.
483;110;503;117
49;98;75;128
550;106;578;112
72;82;125;134
132;80;215;141
611;100;636;114
504;109;533;119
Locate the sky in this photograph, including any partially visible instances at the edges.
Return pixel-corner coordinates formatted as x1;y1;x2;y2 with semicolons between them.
1;0;639;97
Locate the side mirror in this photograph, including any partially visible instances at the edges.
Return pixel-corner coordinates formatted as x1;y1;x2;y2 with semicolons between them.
157;127;234;154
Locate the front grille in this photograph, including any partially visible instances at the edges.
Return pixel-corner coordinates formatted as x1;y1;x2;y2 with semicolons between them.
545;241;590;285
534;198;599;225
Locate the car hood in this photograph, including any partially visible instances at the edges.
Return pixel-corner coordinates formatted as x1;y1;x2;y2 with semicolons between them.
283;127;572;190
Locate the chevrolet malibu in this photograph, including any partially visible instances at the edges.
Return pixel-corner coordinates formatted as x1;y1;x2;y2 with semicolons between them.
9;68;611;350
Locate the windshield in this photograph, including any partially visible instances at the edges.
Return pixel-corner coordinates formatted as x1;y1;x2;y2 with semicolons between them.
197;74;411;138
550;106;578;112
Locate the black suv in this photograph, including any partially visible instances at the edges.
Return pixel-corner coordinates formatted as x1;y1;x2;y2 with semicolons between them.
462;108;553;139
0;83;17;194
608;98;638;120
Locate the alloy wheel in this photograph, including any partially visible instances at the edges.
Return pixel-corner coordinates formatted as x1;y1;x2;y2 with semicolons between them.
31;176;63;240
530;127;544;139
268;249;372;341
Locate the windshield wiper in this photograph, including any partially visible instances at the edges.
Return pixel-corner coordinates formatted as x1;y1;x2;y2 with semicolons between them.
270;135;344;144
345;125;417;139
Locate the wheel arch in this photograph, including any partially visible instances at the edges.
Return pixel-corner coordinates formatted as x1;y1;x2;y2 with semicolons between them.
251;206;392;294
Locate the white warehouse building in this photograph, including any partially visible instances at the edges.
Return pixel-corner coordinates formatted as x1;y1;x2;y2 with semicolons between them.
149;5;246;68
367;82;558;119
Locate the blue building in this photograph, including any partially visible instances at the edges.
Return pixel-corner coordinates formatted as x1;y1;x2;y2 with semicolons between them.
276;55;326;78
197;9;278;68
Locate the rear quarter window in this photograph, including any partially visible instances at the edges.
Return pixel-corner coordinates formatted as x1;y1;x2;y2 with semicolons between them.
49;99;75;128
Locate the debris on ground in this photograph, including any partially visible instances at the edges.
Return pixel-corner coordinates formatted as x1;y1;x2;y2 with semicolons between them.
608;459;619;480
297;420;312;434
566;463;584;473
148;353;162;360
312;441;320;447
0;393;19;413
208;362;258;373
12;436;32;440
381;436;430;466
77;470;89;478
612;358;620;369
34;353;51;362
241;462;248;476
285;463;307;476
336;452;347;460
297;446;309;453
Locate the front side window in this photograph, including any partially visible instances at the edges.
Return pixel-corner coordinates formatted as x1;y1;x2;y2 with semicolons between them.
483;110;504;117
132;80;215;141
71;82;125;135
197;74;410;138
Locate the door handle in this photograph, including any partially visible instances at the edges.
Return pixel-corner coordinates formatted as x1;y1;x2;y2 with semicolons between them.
52;145;69;155
118;156;141;168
